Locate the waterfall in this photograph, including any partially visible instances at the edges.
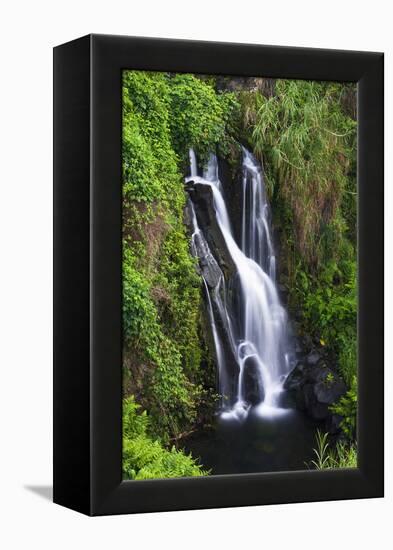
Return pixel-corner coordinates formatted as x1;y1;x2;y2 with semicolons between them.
242;147;276;280
189;148;198;178
186;148;293;420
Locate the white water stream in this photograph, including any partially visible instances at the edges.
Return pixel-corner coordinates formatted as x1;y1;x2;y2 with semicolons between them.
187;149;293;420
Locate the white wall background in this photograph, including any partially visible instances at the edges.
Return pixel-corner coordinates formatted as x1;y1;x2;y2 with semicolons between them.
0;0;390;547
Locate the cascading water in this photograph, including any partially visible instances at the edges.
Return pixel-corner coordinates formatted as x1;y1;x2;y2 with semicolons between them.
186;148;294;420
242;147;276;281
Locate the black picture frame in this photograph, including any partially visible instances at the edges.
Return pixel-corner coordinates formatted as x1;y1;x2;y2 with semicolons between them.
53;34;384;516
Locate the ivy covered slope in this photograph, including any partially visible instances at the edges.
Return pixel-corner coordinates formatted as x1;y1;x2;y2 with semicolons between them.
239;80;357;451
122;71;237;479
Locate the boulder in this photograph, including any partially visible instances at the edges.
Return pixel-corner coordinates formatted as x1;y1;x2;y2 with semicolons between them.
306;350;321;366
295;341;304;354
314;378;347;404
242;356;264;405
284;359;347;425
283;363;305;391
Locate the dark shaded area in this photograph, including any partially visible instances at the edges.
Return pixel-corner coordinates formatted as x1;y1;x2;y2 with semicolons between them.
216;75;276;98
184;406;322;475
285;358;347;430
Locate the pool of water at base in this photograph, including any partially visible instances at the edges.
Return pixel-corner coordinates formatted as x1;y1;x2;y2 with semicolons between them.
183;408;322;475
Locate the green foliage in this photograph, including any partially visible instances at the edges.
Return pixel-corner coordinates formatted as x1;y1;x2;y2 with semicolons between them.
309;430;331;469
239;80;356;269
167;73;239;163
331;377;358;438
123;71;201;442
122;71;358;477
247;80;356;268
123;72;180;206
122;70;237;450
294;258;357;437
338;334;357;387
334;440;358;468
295;259;357;380
122;243;201;441
122;248;159;343
310;430;357;470
237;79;357;442
123;397;208;480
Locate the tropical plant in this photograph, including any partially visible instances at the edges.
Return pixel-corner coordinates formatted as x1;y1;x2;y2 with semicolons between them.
331;377;358;439
310;430;357;469
123;397;208;480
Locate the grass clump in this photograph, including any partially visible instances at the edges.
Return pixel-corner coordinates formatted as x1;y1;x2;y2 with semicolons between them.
310;431;357;470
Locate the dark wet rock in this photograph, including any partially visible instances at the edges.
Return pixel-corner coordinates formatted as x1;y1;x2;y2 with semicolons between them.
306;351;321;366
284;360;347;425
300;333;313;352
295;341;303;354
327;413;345;435
217;156;243;246
186;182;237;279
309;401;330;420
277;390;296;409
184;200;223;288
314;378;346;404
277;283;289;303
284;364;304;391
243;356;264;405
308;361;330;383
303;383;315;410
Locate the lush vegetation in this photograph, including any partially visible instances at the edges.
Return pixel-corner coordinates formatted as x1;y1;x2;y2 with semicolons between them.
238;80;357;448
123;397;208;480
310;431;357;470
122;71;236;476
122;71;357;478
